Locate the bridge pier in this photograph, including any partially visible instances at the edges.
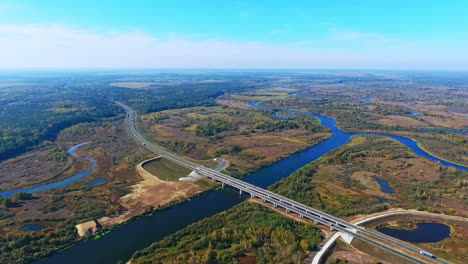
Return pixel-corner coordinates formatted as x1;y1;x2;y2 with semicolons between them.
274;203;278;208
314;220;318;224
300;214;304;219
250;193;255;198
221;182;225;189
262;198;266;203
239;189;243;195
286;209;290;213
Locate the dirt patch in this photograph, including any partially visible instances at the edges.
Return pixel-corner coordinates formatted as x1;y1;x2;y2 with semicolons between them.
98;157;207;228
328;245;387;264
351;171;381;191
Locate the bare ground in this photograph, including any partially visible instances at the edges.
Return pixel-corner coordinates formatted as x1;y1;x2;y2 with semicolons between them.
98;157;208;228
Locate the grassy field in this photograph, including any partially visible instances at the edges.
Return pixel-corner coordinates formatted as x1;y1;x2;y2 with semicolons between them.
142;158;192;181
228;87;296;102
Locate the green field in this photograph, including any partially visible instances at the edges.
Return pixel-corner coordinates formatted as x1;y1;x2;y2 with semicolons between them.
142;158;192;181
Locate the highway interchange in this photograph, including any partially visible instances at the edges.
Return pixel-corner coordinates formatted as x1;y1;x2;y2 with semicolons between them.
117;102;447;264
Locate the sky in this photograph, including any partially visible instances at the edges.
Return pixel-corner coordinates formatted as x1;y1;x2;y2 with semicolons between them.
1;0;468;69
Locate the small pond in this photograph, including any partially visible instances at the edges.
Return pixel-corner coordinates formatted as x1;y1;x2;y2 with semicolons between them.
25;225;48;232
361;98;373;103
378;223;450;243
410;110;421;116
373;176;394;194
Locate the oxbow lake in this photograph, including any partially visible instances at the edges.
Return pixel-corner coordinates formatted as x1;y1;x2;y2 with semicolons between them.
378;223;450;243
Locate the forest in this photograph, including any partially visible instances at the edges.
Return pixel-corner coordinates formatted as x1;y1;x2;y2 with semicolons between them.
0;73;254;161
130;202;322;264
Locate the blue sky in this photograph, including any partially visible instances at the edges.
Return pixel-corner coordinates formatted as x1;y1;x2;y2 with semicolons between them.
1;0;468;69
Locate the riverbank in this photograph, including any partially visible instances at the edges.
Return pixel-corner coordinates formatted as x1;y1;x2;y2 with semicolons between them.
96;157;213;229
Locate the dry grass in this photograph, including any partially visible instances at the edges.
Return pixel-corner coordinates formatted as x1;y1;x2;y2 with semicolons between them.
378;100;468;129
376;115;428;128
140;105;331;174
0;148;73;190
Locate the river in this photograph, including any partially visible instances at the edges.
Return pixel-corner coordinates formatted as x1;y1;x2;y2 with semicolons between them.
37;102;467;264
1;142;97;198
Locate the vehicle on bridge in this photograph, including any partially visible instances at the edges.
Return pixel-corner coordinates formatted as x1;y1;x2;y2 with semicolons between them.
420;251;435;258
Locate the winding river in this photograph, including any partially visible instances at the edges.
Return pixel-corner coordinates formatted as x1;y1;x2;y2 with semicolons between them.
1;142;97;198
37;102;467;264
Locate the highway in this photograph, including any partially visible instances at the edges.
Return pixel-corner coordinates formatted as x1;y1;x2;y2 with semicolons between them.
117;102;444;264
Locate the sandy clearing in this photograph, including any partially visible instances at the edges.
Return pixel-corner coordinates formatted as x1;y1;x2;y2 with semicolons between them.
98;157;203;228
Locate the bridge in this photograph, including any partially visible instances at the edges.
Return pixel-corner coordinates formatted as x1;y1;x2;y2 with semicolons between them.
117;102;444;264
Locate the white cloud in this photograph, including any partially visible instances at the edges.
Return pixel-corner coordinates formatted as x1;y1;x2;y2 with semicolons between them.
0;24;466;69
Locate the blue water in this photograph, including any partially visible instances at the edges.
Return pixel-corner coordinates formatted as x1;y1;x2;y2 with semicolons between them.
280;85;289;88
1;142;97;198
373;177;394;194
288;93;297;97
38;102;467;264
378;223;450;243
251;102;467;171
353;133;467;171
227;169;239;172
410;110;421;116
67;141;91;156
361;99;374;103
25;225;48;232
272;113;296;119
85;178;109;186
